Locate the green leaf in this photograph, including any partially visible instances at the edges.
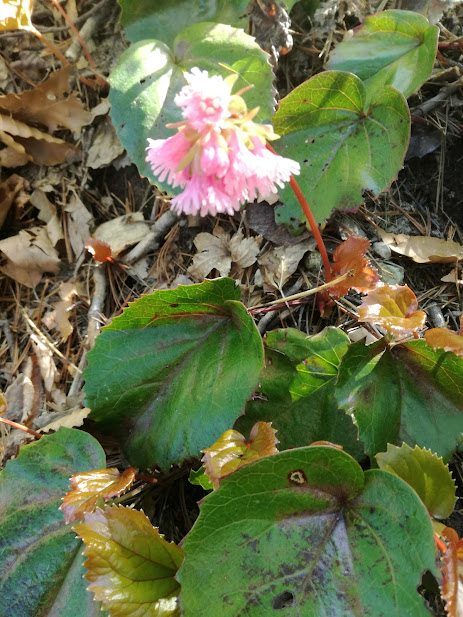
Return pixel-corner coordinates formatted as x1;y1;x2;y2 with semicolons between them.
117;0;299;46
178;446;437;616
327;10;439;99
376;443;457;519
74;505;184;616
189;467;214;491
272;71;410;228
109;22;275;192
0;428;106;617
84;279;264;470
335;338;463;461
234;327;364;459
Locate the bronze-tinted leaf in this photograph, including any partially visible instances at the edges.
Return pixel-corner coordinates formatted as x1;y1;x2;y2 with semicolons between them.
330;236;380;298
358;285;427;335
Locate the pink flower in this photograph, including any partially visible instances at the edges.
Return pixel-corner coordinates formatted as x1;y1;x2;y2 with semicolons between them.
146;67;299;217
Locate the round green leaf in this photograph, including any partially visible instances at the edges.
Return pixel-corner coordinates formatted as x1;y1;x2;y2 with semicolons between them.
336;338;463;461
272;71;410;228
179;446;437;616
235;327;364;459
376;443;457;519
84;279;264;470
0;429;106;617
117;0;299;46
327;10;439;99
109;22;275;193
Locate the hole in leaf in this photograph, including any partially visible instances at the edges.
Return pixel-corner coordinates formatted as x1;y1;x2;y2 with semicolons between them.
272;590;295;610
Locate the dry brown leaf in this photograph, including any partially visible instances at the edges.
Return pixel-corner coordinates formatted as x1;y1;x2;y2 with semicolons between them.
188;228;262;280
65;193;93;258
93;213;150;256
43;281;79;341
0;174;27;229
442;269;463;285
30;188;63;246
39;407;92;433
0;66;92;133
258;239;314;289
0;226;60;287
87;116;124;169
378;229;463;264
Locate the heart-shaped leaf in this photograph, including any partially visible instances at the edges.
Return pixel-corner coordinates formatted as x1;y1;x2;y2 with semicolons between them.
117;0;299;46
75;505;184;616
327;10;439;99
235;327;364;459
272;71;410;228
376;443;457;519
0;428;105;617
335;338;463;461
109;22;275;193
84;278;264;470
178;446;437;616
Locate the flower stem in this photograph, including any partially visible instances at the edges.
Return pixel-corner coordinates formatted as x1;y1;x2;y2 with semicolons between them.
0;417;42;439
266;143;332;282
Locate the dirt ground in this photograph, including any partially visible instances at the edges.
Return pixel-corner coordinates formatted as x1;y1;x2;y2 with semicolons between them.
0;1;463;611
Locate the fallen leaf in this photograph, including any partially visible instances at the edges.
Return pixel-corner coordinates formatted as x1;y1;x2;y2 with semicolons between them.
74;506;183;616
442;269;463;285
258;239;314;290
86;116;124;169
425;328;463;358
202;422;279;488
0;0;33;31
93;212;150;256
0;174;27;229
43;281;79;341
329;236;380;298
65;193;93;258
0;226;60;287
60;467;136;524
378;229;463;264
358;285;427;335
244;202;310;246
38;406;91;433
188;227;262;280
30;188;63;246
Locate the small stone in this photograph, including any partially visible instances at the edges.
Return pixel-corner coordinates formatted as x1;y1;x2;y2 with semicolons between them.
372;241;392;259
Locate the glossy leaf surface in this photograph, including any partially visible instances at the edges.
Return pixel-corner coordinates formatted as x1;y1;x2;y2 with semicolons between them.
358;284;427;334
327;10;439;99
0;429;105;617
75;505;183;616
425;328;463;358
202;422;279;488
235;327;364;459
109;22;274;192
376;443;457;519
61;467;136;523
118;0;298;46
84;279;264;469
179;446;437;616
336;339;463;461
272;72;409;228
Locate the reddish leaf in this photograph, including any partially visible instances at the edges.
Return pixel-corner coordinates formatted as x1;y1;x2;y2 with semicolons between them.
60;467;136;524
425;328;463;358
85;237;112;263
74;505;183;616
358;285;427;335
441;527;463;617
202;422;279;488
329;236;380;298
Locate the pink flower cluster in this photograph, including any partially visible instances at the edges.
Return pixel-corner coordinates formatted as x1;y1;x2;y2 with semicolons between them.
146;68;299;217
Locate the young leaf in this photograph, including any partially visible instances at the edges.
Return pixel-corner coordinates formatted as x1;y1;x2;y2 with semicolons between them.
189;466;214;491
84;278;264;470
336;338;463;461
376;443;457;519
425;328;463;358
178;446;438;616
327;10;439;99
109;22;275;193
60;467;136;524
85;237;112;263
75;505;184;616
329;236;380;298
234;327;364;459
272;71;410;227
202;422;279;488
0;428;106;617
358;284;427;334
